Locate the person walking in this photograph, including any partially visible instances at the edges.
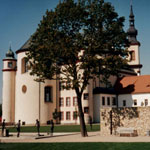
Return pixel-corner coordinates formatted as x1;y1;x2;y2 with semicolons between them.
2;119;6;137
50;120;54;136
36;119;40;136
16;120;21;137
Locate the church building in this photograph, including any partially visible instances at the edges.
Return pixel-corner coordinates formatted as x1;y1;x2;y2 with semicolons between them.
2;4;148;125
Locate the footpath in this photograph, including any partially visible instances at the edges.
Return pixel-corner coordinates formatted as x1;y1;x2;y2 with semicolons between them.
1;132;150;143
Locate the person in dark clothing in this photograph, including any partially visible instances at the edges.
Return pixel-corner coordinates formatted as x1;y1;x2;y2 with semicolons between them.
89;116;92;130
50;120;54;136
2;119;6;137
16;120;21;137
36;119;40;136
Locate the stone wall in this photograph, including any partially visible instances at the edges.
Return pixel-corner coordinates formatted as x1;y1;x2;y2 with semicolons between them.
100;107;150;136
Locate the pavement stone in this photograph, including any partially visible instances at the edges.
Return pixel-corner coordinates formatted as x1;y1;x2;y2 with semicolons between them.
1;132;150;143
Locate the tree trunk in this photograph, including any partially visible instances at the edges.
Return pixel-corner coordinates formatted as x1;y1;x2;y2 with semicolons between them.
76;92;88;137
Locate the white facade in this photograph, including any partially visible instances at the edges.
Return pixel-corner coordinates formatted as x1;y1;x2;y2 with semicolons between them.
2;59;16;123
118;93;150;107
93;94;117;123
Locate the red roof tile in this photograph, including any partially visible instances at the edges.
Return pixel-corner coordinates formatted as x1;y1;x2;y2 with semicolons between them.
115;75;150;94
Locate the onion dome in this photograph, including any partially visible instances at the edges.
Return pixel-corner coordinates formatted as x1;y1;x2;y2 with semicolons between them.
6;46;15;59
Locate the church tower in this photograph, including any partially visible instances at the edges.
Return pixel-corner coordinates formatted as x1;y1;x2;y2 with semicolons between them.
127;4;142;75
2;47;16;123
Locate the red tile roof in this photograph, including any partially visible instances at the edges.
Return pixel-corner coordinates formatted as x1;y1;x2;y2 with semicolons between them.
115;75;150;94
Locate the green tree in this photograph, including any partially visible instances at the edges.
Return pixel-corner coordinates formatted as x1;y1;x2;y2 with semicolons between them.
27;0;128;137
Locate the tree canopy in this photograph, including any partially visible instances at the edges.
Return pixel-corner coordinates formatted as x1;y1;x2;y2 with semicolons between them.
27;0;129;137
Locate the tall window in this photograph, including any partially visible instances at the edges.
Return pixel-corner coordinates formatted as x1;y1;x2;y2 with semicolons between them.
130;51;135;61
66;112;71;120
73;97;78;106
112;97;116;106
123;100;126;107
107;97;110;106
73;111;78;120
44;86;52;102
83;93;89;100
145;99;148;106
84;107;89;114
66;97;71;106
60;112;64;120
21;58;28;73
134;99;137;106
59;98;64;107
102;97;105;106
8;62;13;68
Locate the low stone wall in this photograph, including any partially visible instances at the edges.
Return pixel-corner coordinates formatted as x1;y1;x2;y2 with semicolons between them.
100;107;150;136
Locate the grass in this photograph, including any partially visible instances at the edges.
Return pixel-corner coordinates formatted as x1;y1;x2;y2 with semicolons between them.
1;143;150;150
7;124;100;133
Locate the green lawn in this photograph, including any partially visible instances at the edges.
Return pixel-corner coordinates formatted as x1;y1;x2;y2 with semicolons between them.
0;143;150;150
7;124;100;133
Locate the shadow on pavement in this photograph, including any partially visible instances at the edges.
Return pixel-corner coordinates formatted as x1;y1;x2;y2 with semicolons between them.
35;133;80;140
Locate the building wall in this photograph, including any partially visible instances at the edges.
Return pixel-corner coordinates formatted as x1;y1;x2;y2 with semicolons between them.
93;94;116;123
59;85;91;124
2;71;16;123
118;93;150;107
2;59;16;123
100;107;150;136
15;52;56;124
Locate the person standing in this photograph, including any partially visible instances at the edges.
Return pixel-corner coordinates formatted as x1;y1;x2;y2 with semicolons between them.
50;120;54;136
16;120;21;137
36;119;40;136
2;119;6;137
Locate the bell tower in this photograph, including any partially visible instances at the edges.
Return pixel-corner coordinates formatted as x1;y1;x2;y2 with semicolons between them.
2;46;17;123
127;3;142;75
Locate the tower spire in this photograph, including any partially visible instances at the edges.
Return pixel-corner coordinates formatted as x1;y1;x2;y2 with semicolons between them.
127;0;140;45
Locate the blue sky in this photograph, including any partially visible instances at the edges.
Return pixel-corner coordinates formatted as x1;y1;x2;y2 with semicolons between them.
0;0;150;103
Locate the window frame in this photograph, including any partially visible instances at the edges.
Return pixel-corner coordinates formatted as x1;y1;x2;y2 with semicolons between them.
73;97;78;106
134;99;137;106
130;50;135;61
73;111;78;120
66;97;71;107
84;107;89;114
83;93;89;100
145;99;148;106
59;97;64;107
8;62;13;68
60;112;64;120
123;100;126;107
107;97;110;106
66;111;71;120
112;97;116;106
44;86;53;102
21;57;28;74
102;96;105;106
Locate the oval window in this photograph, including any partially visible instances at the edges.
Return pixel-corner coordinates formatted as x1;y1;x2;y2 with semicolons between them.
22;85;27;93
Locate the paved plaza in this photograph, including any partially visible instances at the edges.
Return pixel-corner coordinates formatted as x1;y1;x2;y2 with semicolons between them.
1;132;150;143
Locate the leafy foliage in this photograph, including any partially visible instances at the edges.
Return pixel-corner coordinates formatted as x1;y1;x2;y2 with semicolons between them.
27;0;129;137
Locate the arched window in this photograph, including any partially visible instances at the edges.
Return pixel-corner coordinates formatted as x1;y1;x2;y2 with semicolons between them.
44;86;53;102
130;51;135;61
21;57;28;73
